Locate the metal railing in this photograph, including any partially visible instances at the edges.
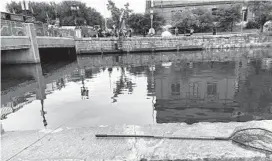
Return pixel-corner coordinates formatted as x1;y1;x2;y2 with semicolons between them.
1;20;27;36
1;20;74;38
34;23;75;38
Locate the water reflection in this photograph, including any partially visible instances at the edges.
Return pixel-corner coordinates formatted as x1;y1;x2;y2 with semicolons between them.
1;48;272;131
111;66;136;103
153;51;272;124
1;64;48;128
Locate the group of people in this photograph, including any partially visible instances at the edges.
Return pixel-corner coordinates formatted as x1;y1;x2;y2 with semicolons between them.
82;28;133;38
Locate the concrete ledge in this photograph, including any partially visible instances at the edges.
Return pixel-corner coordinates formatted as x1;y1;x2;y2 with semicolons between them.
1;36;30;51
1;45;31;50
77;46;204;54
2;121;272;161
37;37;75;48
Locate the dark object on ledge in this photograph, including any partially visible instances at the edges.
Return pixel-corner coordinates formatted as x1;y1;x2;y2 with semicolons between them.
96;127;272;153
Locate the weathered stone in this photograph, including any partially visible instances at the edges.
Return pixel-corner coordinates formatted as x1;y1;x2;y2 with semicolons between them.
2;121;272;161
75;34;272;54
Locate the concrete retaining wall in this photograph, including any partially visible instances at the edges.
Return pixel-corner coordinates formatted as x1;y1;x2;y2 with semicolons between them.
1;36;31;50
1;24;40;64
75;34;272;54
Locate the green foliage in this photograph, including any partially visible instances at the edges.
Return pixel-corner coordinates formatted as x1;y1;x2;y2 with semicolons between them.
106;18;115;29
127;13;165;35
6;1;104;26
192;8;213;32
56;1;103;26
6;1;24;14
216;4;242;32
150;13;165;32
171;4;242;33
107;0;132;30
172;9;199;32
246;20;260;29
32;2;57;23
249;1;272;32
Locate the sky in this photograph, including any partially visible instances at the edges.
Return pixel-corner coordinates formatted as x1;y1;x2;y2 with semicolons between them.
0;0;146;18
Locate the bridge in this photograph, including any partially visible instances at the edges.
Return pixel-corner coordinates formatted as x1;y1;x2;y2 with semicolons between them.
1;19;76;64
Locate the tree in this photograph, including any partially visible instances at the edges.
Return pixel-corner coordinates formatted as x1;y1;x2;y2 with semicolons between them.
172;9;199;33
216;4;242;32
6;1;23;14
106;18;115;29
56;1;103;26
150;13;165;32
127;13;146;34
6;1;56;23
250;1;272;32
6;1;104;26
107;0;132;30
31;2;56;23
192;8;214;32
127;13;165;35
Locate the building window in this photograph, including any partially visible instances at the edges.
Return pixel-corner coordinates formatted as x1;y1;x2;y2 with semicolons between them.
207;82;217;95
171;83;180;95
188;82;199;97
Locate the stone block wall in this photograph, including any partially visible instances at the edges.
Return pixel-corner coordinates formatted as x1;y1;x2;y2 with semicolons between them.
76;38;118;53
75;34;272;54
37;37;75;48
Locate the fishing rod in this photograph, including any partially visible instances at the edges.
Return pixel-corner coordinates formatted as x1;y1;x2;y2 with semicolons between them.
96;127;272;153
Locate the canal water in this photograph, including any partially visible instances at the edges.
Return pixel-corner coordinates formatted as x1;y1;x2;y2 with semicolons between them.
1;48;272;131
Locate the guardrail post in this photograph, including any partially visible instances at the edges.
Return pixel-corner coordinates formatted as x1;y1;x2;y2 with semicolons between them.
8;21;13;36
74;28;82;39
25;23;40;63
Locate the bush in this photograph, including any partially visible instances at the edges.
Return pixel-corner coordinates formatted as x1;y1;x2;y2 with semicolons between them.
246;21;260;29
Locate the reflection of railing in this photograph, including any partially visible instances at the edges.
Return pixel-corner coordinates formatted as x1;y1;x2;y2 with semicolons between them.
1;102;29;120
1;20;26;36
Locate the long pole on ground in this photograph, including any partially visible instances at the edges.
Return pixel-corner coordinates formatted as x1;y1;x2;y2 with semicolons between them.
241;11;243;35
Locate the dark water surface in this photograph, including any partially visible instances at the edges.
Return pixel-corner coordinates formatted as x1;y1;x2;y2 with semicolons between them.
1;48;272;131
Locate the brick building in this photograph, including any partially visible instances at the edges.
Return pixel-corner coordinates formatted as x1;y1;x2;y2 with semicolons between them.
146;0;255;25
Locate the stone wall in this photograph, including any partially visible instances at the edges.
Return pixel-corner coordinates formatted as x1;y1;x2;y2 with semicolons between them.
37;37;75;48
75;38;118;53
75;34;272;54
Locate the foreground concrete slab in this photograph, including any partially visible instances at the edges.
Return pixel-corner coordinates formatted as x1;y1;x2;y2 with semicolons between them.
2;121;272;161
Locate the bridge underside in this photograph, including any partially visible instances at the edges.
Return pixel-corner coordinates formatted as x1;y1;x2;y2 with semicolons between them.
1;35;75;64
1;49;40;64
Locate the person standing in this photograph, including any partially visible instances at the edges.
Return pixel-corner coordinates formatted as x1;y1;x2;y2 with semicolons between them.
190;28;194;35
175;27;178;36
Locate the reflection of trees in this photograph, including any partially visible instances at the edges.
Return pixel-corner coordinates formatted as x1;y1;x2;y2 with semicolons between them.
112;67;136;103
85;68;93;79
251;60;262;75
127;66;148;76
235;68;272;116
127;65;156;96
85;67;100;79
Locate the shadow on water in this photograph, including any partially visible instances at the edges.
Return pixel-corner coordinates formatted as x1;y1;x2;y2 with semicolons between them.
1;57;78;123
1;48;272;130
1;63;47;125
